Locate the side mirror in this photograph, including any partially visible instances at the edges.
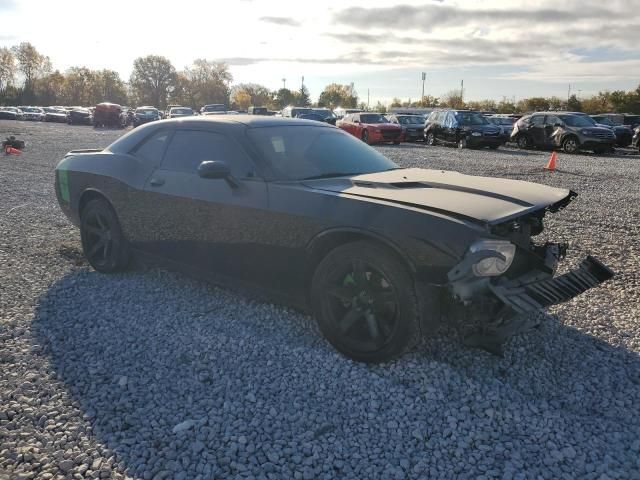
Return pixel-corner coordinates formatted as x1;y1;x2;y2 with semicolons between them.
198;160;230;179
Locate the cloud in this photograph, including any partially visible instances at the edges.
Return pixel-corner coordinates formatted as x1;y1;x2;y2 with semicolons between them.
332;2;615;31
259;16;300;27
0;0;16;10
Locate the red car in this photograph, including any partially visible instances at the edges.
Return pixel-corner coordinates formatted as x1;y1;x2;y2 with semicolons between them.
337;112;402;145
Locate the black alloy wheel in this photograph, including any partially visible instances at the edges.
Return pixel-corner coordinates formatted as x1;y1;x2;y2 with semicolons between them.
80;199;130;273
311;241;420;363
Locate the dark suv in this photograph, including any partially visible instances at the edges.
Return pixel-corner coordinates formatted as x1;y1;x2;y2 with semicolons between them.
424;109;501;149
511;112;615;154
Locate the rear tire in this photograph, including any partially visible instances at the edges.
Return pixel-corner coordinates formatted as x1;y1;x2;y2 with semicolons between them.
458;138;467;149
362;130;369;144
80;199;130;273
311;241;420;363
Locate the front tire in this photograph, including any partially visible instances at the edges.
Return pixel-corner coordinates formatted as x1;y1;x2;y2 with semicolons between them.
516;134;530;149
425;132;435;146
458;137;467;149
311;241;420;363
80;199;130;273
362;130;369;145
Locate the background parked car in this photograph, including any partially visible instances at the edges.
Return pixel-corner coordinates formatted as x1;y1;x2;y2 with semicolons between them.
511;112;615;154
43;107;68;123
247;106;269;115
200;104;227;115
337;112;402;145
0;107;23;120
590;115;633;147
94;103;127;128
310;108;338;125
333;107;363;119
424;109;501;149
67;108;92;125
486;115;517;144
133;106;161;127
281;106;313;118
21;107;45;121
386;114;425;142
167;107;194;119
633;126;640;152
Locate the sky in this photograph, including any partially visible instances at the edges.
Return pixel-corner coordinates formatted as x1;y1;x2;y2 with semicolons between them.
1;0;639;105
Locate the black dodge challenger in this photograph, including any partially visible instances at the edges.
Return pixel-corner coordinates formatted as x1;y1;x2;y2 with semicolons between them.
55;116;614;362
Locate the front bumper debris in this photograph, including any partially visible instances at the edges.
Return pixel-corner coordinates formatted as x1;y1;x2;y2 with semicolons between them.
488;256;614;314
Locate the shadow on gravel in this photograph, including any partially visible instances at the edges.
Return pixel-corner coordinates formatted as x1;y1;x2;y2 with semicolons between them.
31;269;640;478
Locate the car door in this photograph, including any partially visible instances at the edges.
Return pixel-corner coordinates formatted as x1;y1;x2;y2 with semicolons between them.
141;128;269;283
544;114;563;147
527;114;546;146
443;112;458;144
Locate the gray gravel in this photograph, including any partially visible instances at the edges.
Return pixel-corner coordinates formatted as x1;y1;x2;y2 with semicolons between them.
1;120;639;480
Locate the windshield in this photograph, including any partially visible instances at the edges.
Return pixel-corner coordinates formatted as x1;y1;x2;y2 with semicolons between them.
312;109;336;118
204;105;225;112
247;126;398;181
137;108;157;114
455;112;488;126
488;117;515;125
594;117;614;126
560;115;594;127
172;108;192;114
398;116;424;125
360;114;388;124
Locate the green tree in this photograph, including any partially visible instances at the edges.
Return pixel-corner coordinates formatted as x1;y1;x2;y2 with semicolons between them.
297;85;311;107
390;97;402;108
374;101;387;113
12;42;51;101
440;90;465;109
418;95;439;107
34;70;65;105
317;83;357;109
272;88;296;109
94;69;128;105
178;59;232;109
0;47;16;93
231;83;273;107
567;94;582;112
130;55;178;109
496;97;517;114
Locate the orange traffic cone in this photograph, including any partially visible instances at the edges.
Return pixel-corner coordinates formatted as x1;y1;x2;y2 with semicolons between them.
544;151;557;171
5;145;21;155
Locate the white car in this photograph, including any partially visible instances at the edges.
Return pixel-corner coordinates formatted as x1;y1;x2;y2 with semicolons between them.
21;107;45;121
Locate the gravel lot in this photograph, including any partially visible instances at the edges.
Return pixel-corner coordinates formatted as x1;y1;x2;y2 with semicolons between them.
1;120;639;480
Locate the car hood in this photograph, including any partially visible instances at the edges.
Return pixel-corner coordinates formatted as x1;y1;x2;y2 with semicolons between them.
302;168;574;225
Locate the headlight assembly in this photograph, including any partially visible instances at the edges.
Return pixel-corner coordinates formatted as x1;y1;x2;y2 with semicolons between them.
469;239;516;276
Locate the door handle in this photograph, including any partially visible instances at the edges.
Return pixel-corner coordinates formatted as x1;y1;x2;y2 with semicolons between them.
149;178;165;187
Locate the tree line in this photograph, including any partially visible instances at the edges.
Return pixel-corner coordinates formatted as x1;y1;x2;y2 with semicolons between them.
1;42;639;115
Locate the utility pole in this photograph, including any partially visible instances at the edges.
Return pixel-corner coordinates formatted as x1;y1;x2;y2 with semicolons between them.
421;72;426;104
568;84;571;103
301;76;304;90
367;89;370;109
282;78;286;90
460;79;464;104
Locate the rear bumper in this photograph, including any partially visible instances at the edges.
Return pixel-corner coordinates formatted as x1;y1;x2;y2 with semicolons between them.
370;130;402;143
467;136;501;148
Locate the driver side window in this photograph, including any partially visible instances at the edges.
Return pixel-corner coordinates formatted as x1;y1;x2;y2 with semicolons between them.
160;130;255;178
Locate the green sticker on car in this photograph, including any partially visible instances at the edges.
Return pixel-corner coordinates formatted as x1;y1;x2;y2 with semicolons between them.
58;168;70;204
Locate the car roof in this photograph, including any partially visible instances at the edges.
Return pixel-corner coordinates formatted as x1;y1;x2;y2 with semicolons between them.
153;115;333;128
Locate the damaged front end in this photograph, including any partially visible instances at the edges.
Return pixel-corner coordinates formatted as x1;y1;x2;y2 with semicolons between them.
445;191;614;354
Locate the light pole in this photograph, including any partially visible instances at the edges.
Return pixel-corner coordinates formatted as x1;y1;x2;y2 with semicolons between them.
421;72;426;104
282;78;286;90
